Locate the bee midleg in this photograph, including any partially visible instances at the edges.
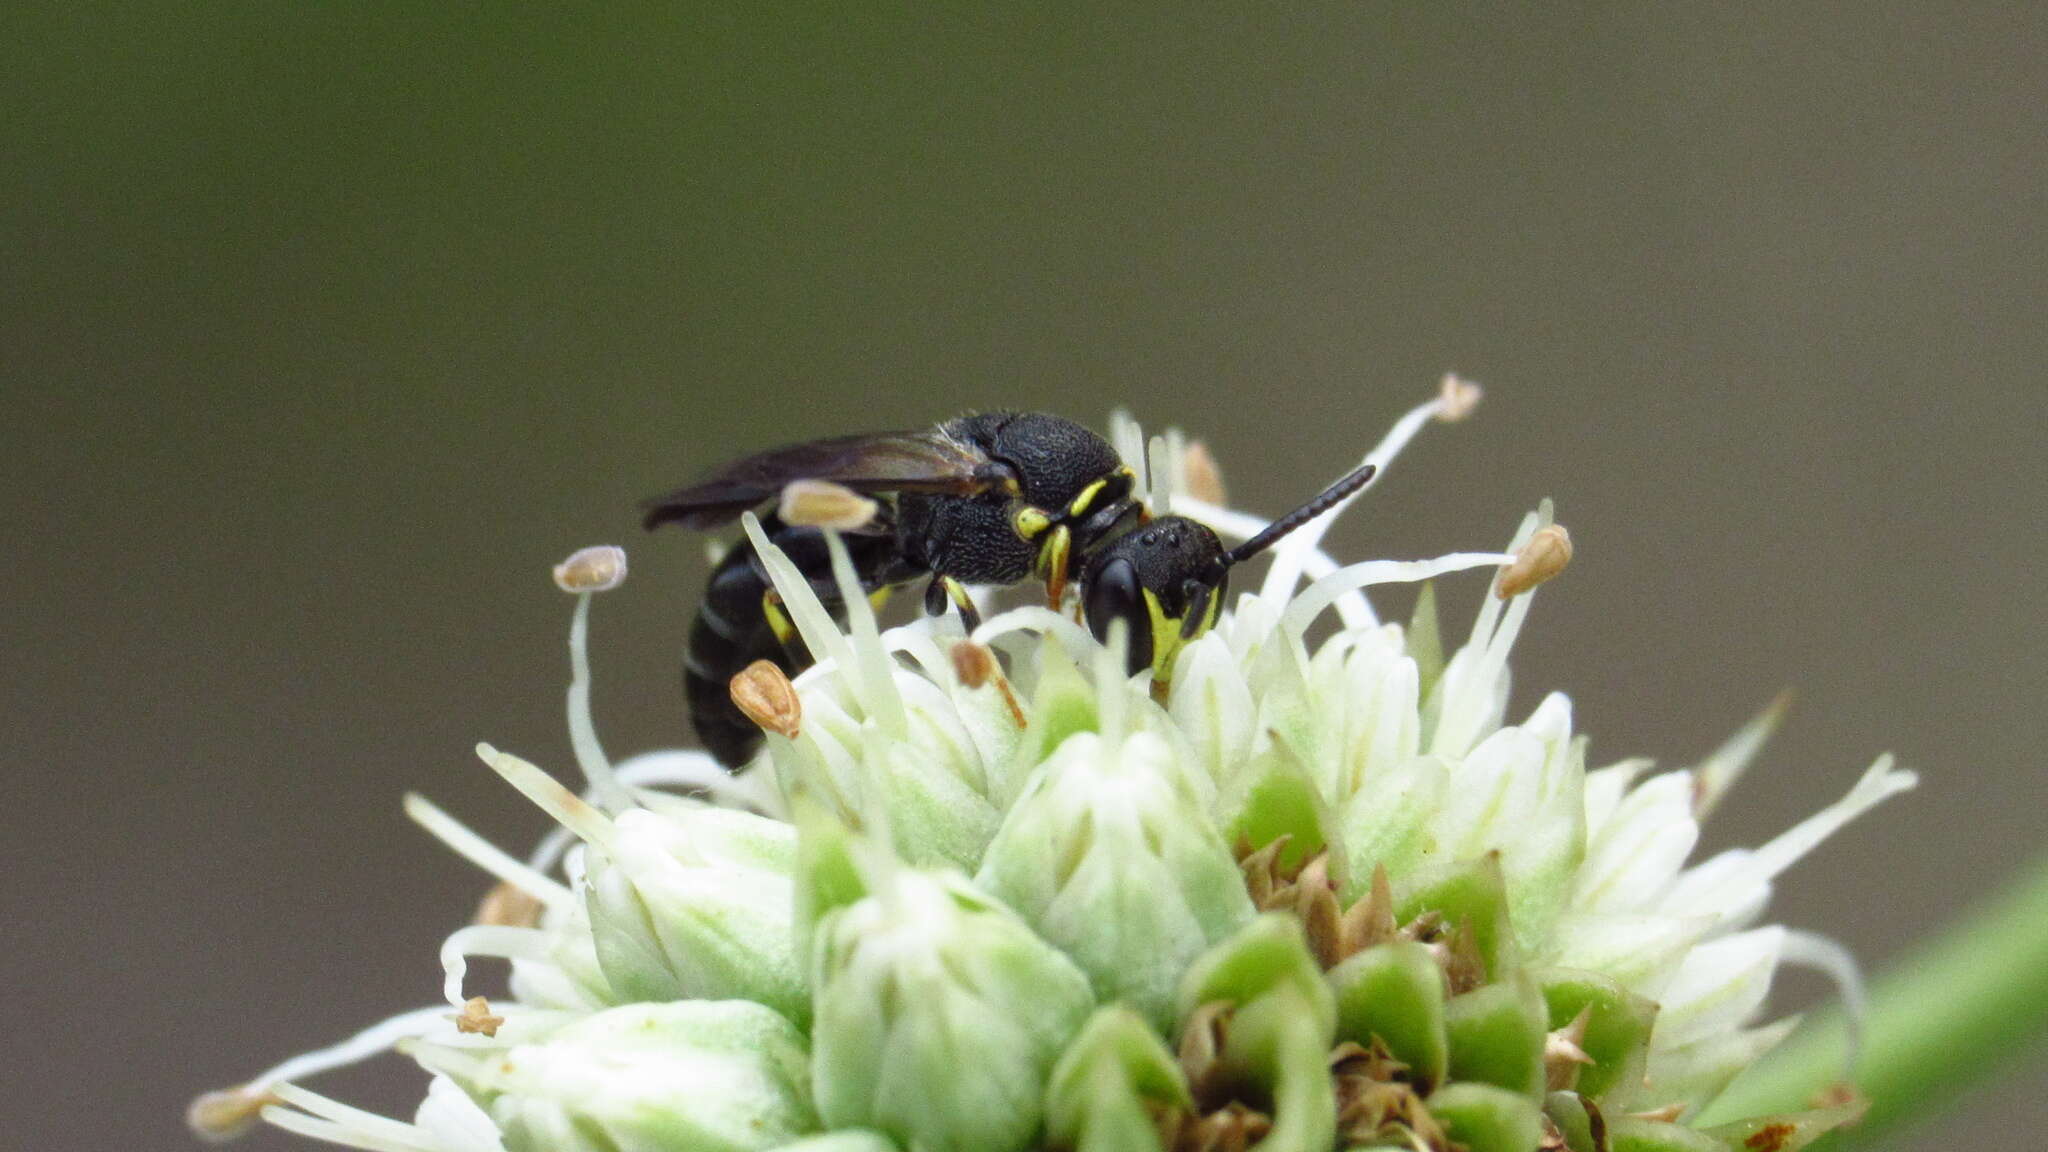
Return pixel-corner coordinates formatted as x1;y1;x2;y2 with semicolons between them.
683;517;913;769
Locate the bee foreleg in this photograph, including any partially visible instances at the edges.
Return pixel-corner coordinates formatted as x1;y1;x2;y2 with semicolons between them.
924;573;983;635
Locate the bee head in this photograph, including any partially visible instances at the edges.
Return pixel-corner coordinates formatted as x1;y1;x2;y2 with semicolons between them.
1081;516;1231;679
1081;462;1378;679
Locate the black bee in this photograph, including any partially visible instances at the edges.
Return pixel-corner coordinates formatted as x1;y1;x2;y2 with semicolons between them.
644;412;1374;767
643;413;1142;765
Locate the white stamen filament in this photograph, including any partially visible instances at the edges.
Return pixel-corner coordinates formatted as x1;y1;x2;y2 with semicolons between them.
1691;691;1794;821
1279;552;1517;641
1178;496;1375;630
233;1006;453;1094
402;794;572;910
1430;506;1546;758
439;925;552;1007
1743;756;1918;892
1780;929;1868;1080
1094;620;1131;746
566;593;630;813
264;1083;445;1152
973;605;1097;654
1259;392;1447;604
1108;409;1149;504
614;749;788;818
476;743;617;856
1146;432;1179;514
825;531;909;738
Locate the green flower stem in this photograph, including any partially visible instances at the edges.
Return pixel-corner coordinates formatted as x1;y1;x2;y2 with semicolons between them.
1700;848;2048;1142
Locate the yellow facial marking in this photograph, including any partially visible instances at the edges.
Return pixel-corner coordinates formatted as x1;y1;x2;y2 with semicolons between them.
1140;584;1223;683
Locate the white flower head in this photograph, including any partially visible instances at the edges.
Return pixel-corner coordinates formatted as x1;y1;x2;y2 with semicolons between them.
194;385;1911;1152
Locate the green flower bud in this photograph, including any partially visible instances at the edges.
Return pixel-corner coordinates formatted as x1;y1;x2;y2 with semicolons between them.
1176;916;1336;1152
1045;1007;1192;1152
1428;1083;1545;1152
1545;1090;1600;1152
1328;940;1449;1090
976;729;1253;1031
581;805;808;1026
417;1000;815;1152
810;867;1095;1152
1444;973;1550;1099
1533;967;1658;1103
1396;852;1519;982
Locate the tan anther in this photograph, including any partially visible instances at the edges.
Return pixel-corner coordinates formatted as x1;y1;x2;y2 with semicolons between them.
949;640;1027;729
1183;441;1227;506
1496;523;1573;599
455;995;504;1037
778;479;879;532
950;639;998;688
1435;373;1483;423
553;545;628;593
1544;1005;1597;1092
187;1085;282;1142
730;659;801;739
1629;1103;1686;1123
474;880;545;928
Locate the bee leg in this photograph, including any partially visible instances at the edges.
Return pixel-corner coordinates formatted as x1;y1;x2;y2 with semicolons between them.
759;588;814;667
923;573;983;635
1039;525;1073;609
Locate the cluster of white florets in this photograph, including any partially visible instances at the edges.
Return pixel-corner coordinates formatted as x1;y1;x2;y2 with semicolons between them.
190;381;1910;1152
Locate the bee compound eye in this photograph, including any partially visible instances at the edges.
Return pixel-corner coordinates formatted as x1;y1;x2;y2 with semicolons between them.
1082;556;1154;676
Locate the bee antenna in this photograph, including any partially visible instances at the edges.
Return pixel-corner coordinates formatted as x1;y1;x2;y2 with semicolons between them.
1223;463;1378;566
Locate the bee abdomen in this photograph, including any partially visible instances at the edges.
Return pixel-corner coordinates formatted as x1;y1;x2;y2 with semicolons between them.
681;518;909;768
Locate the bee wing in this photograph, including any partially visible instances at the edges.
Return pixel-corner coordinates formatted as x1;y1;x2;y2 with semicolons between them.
641;430;999;531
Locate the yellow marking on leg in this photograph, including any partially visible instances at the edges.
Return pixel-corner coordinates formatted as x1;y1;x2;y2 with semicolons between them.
1038;525;1072;608
761;591;796;646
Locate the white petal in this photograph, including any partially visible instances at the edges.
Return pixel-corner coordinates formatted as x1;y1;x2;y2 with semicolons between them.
1573;772;1698;915
1656;927;1786;1047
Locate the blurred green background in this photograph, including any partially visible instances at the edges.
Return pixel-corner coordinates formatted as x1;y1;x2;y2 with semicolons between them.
5;4;2043;1149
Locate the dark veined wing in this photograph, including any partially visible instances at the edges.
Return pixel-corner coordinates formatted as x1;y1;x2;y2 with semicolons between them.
641;429;1000;531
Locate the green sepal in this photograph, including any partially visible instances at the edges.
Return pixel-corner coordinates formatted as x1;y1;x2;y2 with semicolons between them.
1015;639;1099;766
1697;1098;1868;1152
792;796;869;956
1327;940;1449;1090
1396;852;1519;981
1174;916;1337;1152
1176;913;1336;1039
1543;1092;1598;1152
1408;581;1445;700
1045;1007;1192;1152
1444;971;1549;1099
1427;1082;1545;1152
1222;992;1337;1152
1216;743;1339;878
1606;1116;1725;1152
1533;967;1659;1102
